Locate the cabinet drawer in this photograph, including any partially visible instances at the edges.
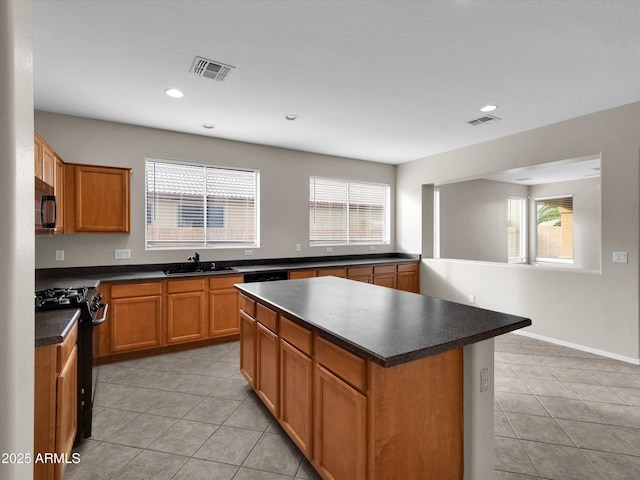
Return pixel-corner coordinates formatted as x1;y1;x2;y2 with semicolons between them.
256;303;278;332
347;266;372;277
209;275;243;290
110;282;162;298
318;268;347;278
373;265;396;275
397;263;418;272
315;336;367;393
240;294;256;318
57;322;78;372
280;316;312;356
167;278;204;294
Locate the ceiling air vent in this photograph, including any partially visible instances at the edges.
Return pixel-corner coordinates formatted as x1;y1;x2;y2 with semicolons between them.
467;115;501;126
190;56;234;82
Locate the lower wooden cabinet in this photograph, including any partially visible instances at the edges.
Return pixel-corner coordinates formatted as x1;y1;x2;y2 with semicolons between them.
314;365;367;480
373;265;396;289
397;262;419;293
167;279;206;344
109;282;163;353
256;322;279;416
239;311;257;386
34;323;78;480
209;275;243;337
279;339;313;457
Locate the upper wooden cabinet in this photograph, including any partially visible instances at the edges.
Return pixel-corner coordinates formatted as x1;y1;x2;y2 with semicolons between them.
34;131;55;186
64;163;131;233
54;156;65;234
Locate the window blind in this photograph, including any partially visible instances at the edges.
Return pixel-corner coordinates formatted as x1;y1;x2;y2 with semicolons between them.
309;176;389;245
146;159;259;249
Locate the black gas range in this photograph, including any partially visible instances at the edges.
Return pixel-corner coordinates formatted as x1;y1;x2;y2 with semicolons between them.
35;286;108;444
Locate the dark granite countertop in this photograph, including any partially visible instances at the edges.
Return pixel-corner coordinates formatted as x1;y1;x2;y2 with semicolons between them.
35;309;81;347
36;253;420;287
34;253;420;346
236;276;532;368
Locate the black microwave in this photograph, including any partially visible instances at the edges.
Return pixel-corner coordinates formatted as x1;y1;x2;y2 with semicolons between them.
35;177;56;234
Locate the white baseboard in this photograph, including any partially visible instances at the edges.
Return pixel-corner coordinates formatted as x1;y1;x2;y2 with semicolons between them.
514;330;640;366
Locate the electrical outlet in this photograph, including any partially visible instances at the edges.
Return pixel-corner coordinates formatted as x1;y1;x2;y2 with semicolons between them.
469;294;475;304
480;367;489;392
613;251;628;263
326;247;333;253
55;250;64;261
370;245;376;251
115;249;131;260
296;243;301;252
244;250;253;256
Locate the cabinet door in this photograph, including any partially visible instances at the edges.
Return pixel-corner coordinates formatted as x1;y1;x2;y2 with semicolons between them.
373;265;397;289
314;365;367;480
289;270;317;279
256;322;279;416
110;295;163;352
66;164;130;233
167;291;206;344
209;288;239;337
318;268;347;278
42;142;55;187
55;345;77;480
280;339;313;457
397;263;419;293
34;133;44;180
54;156;65;234
239;311;256;386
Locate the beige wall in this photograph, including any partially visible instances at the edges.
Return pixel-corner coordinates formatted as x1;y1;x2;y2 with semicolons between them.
34;112;396;268
0;0;35;478
398;102;640;361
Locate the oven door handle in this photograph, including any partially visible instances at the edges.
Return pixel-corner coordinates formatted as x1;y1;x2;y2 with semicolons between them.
92;303;108;326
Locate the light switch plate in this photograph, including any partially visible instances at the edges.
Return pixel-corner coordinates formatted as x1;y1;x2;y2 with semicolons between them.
480;367;489;392
55;250;64;261
613;251;628;263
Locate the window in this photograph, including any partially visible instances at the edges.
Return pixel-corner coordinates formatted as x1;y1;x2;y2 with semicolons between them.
535;195;573;262
145;159;259;249
508;197;527;263
434;187;440;259
309;176;390;245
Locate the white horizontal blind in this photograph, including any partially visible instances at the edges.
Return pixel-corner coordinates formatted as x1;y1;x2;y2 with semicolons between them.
146;159;259;249
309;176;390;245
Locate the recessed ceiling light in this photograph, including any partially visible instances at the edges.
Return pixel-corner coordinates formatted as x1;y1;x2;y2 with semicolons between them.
480;104;498;112
202;124;214;129
165;88;184;98
285;114;297;121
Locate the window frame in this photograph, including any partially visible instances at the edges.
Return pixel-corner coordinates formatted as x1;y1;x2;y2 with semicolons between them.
507;196;528;264
534;194;574;264
145;158;260;250
309;176;391;246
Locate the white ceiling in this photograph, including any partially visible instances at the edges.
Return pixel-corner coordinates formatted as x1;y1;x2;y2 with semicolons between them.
32;0;640;165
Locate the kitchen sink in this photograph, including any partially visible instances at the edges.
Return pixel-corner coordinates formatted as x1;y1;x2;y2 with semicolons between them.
163;265;237;276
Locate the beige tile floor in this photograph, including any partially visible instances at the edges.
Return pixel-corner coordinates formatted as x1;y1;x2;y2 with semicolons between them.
63;334;640;479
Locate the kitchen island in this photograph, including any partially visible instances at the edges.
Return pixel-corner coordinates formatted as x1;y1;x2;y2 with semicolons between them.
235;276;531;480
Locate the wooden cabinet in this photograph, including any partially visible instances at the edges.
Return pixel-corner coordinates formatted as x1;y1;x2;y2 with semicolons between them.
256;322;279;416
347;266;372;284
34;323;78;480
34;131;55;186
209;275;243;337
167;279;206;344
64;163;131;233
109;282;163;353
314;365;367;480
238;292;462;480
289;269;317;280
280;338;313;457
54;156;65;234
318;267;347;278
373;265;396;289
397;263;419;293
239;310;257;386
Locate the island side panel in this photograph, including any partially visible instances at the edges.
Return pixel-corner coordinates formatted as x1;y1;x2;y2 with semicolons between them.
367;348;464;480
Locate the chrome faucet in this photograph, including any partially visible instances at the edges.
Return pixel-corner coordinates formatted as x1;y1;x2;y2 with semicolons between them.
187;252;201;270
